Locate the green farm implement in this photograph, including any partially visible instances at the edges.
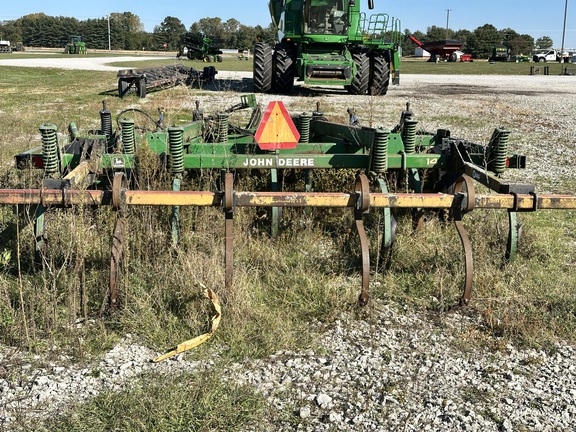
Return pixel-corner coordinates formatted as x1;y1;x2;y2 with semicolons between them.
117;64;217;98
178;32;224;62
8;96;576;309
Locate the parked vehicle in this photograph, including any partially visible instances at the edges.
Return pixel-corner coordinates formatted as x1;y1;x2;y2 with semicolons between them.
490;47;509;62
0;40;11;53
511;54;530;62
533;49;570;63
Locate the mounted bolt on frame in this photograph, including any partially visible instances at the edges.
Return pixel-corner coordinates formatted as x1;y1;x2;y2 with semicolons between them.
253;0;401;95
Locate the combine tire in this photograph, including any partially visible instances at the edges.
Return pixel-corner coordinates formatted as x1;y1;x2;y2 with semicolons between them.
253;42;273;93
346;51;369;95
274;42;295;94
369;52;390;96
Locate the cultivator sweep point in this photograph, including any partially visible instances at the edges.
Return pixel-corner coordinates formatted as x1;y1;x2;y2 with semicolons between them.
6;97;576;309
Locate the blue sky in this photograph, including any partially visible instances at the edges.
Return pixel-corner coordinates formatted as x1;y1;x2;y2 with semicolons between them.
1;1;574;48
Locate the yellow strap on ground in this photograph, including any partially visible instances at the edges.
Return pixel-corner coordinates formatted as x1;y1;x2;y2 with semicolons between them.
153;288;221;362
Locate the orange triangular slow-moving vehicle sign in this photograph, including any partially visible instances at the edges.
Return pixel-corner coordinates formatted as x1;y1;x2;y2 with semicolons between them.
254;101;300;150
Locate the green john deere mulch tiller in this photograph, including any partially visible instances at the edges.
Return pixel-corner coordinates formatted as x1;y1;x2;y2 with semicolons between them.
7;95;576;309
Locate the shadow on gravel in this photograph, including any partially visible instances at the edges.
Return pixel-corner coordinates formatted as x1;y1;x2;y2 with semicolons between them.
394;83;557;98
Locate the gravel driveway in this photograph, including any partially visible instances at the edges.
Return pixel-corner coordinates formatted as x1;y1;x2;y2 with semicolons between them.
0;54;166;71
1;56;575;431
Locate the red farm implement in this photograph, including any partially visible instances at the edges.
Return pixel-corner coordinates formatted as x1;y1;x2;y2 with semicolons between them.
409;35;472;62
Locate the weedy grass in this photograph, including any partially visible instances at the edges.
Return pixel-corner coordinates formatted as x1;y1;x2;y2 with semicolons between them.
12;369;269;432
0;64;575;429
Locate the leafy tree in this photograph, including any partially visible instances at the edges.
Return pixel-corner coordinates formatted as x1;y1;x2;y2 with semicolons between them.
235;25;258;51
0;20;23;43
507;33;534;56
254;23;276;44
453;29;472;45
426;25;452;42
466;24;502;59
190;17;225;42
535;36;554;50
82;18;109;49
111;12;145;50
154;16;186;51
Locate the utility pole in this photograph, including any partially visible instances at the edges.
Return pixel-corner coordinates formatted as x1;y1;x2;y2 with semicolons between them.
560;0;568;63
445;9;451;40
107;15;111;51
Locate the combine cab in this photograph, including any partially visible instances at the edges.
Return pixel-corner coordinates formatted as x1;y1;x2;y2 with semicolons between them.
65;35;86;54
254;0;402;95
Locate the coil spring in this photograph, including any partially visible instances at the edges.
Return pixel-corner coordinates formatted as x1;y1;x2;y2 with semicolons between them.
39;124;59;174
68;122;79;140
120;118;135;154
489;128;510;174
100;108;113;151
299;112;312;143
217;113;229;143
168;127;185;174
371;128;390;174
402;119;418;154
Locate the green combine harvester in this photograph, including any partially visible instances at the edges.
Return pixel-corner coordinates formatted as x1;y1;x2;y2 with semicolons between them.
253;0;401;95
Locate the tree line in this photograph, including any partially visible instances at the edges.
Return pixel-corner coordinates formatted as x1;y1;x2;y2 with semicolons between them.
403;25;553;59
0;13;275;52
0;12;555;59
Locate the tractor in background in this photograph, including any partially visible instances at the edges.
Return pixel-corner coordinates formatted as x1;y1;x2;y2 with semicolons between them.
178;32;223;62
65;36;86;54
253;0;401;95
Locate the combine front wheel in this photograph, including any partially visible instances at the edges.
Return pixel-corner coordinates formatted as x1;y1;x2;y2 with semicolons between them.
253;42;273;93
346;51;369;95
274;42;295;94
369;52;390;96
